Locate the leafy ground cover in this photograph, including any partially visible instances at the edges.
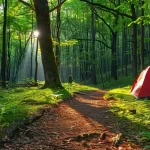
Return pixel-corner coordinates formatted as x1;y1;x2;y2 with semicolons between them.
104;85;150;148
0;83;97;137
1;77;150;149
1;90;142;149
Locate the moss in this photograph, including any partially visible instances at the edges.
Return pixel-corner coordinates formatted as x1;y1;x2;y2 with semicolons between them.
104;85;150;141
0;82;97;135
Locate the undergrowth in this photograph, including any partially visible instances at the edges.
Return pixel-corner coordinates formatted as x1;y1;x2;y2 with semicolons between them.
104;85;150;148
0;82;97;137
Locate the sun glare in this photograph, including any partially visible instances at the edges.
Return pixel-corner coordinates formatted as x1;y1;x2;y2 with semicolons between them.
33;30;39;37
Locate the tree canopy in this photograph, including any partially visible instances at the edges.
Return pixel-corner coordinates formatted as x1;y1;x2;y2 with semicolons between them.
0;0;150;87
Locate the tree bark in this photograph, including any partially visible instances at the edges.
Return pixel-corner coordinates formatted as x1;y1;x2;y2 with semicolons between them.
85;27;89;79
1;0;8;87
30;12;34;79
7;26;11;81
33;0;62;88
131;4;137;78
140;0;144;70
111;32;118;80
34;38;38;83
55;0;61;70
122;23;128;76
91;0;97;85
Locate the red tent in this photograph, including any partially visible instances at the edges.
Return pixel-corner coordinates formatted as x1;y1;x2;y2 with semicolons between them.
131;66;150;99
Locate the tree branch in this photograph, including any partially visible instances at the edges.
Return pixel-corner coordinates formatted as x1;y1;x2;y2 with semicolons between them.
94;9;114;35
49;0;67;13
71;38;111;49
96;39;111;49
18;0;35;11
97;7;116;16
109;0;117;7
80;0;133;19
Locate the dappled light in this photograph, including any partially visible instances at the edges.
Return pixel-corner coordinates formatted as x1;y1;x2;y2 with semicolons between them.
33;30;39;38
1;89;142;149
17;38;44;83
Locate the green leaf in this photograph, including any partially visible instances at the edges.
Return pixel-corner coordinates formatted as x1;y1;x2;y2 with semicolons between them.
144;145;150;149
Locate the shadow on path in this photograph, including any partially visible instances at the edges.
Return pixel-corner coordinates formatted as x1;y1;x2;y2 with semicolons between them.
67;90;145;149
2;90;144;150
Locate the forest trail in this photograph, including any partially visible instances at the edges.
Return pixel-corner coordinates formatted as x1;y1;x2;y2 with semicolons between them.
3;90;142;150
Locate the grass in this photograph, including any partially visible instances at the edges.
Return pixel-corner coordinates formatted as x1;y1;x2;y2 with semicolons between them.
64;82;98;92
0;82;97;137
1;75;150;148
101;75;134;89
104;77;150;147
105;86;150;127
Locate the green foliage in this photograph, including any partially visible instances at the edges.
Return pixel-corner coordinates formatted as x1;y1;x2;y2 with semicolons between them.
139;131;150;142
0;104;28;123
128;15;150;27
144;145;150;149
0;83;97;136
104;85;150;146
102;76;133;89
0;87;60;130
53;39;78;46
105;85;150;126
63;82;98;93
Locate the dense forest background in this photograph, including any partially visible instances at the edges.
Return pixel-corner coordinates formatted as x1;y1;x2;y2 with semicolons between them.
1;1;150;148
0;0;150;88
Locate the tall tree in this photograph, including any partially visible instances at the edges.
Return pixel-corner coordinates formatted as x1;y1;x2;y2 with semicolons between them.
140;0;144;70
80;0;138;78
55;0;61;69
19;0;64;88
1;0;8;87
130;3;137;78
91;0;97;84
33;0;62;88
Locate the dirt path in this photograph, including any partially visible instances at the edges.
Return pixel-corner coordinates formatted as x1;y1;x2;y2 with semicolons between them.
2;90;142;150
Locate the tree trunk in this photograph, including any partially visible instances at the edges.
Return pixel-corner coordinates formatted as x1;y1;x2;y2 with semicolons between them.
123;24;128;76
131;4;137;78
140;0;144;70
7;26;11;81
85;27;89;79
30;12;34;79
111;0;121;80
72;45;76;80
55;0;61;69
34;38;38;83
91;0;97;85
111;32;118;80
1;0;8;87
33;0;62;88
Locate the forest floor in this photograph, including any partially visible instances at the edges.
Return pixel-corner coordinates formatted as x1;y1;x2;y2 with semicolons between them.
1;90;143;150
